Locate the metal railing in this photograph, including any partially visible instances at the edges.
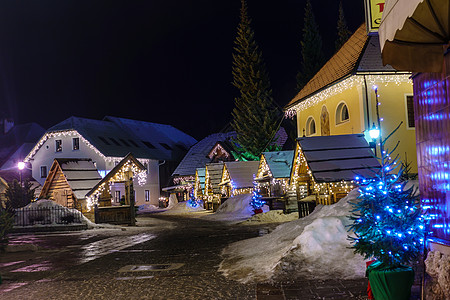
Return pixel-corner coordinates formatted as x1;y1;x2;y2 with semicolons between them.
14;206;83;226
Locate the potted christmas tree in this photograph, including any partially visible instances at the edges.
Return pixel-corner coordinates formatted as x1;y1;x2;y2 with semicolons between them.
348;87;426;300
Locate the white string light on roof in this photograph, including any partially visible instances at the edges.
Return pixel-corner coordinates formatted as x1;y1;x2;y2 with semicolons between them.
285;74;412;118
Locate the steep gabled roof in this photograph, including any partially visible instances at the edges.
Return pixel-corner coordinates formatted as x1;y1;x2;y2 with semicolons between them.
224;161;259;189
286;24;398;110
297;134;380;183
173;132;236;177
262;151;294;179
57;159;102;200
206;162;224;194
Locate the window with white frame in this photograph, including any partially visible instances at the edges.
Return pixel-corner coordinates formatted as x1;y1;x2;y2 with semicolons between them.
72;137;80;150
55;140;62;152
336;102;349;124
115;191;121;203
306;117;316;136
145;190;150;202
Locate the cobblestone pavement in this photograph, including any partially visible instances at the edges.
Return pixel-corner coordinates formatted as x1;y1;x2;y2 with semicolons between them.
0;214;419;299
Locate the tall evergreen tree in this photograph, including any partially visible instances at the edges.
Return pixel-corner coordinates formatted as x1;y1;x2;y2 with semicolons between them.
335;0;351;51
231;0;281;161
296;0;325;92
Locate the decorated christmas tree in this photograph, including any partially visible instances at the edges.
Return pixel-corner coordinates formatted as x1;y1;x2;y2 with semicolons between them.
250;186;265;214
187;188;199;208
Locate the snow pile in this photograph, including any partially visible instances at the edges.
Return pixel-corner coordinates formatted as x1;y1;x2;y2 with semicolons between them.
202;194;268;223
167;194;178;209
161;201;205;215
242;210;298;224
219;189;367;283
425;251;450;299
137;204;161;213
14;199;96;228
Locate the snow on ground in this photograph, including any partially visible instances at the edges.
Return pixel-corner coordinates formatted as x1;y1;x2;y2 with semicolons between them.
218;189;367;283
201;194;269;223
137;203;166;214
160;200;206;215
241;210;298;224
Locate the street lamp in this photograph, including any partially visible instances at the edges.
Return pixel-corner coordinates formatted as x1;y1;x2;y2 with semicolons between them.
369;123;380;156
17;161;25;185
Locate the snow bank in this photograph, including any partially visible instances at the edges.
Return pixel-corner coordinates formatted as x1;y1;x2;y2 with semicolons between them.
161;201;205;215
219;189;367;283
201;194;269;223
241;210;298;224
14;199;97;228
137;204;161;213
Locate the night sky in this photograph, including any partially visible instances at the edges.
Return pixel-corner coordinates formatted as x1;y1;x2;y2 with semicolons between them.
0;0;365;140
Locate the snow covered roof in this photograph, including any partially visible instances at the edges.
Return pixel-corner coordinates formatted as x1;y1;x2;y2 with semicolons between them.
0;123;45;169
196;168;206;190
33;116;196;161
206;162;224;194
224;161;259;189
297;134;380;183
173;132;236;177
57;159;102;200
286;25;399;110
262;151;294;179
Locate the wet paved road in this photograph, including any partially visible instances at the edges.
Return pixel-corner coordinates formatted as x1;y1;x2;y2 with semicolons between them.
0;214;370;300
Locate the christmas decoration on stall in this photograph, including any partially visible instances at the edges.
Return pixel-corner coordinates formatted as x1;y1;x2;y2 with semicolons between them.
251;179;265;214
187;188;200;208
348;87;426;299
231;0;282;161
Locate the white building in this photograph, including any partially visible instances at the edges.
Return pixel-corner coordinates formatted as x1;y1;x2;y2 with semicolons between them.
24;116;196;207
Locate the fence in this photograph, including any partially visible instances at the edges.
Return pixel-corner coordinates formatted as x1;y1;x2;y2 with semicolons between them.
14;206;83;226
297;200;316;218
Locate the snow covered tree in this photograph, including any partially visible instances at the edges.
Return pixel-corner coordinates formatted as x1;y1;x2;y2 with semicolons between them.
231;0;282;161
5;179;36;209
335;0;351;51
296;0;325;92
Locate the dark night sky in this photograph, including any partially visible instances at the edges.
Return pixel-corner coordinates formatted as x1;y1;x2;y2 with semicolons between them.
0;0;364;140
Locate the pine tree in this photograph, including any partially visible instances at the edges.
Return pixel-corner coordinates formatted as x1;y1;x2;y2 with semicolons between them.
231;0;281;161
296;0;325;92
349;136;425;267
335;0;351;51
5;180;36;209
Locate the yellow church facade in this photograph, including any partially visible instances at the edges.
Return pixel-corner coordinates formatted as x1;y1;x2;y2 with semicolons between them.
286;24;417;173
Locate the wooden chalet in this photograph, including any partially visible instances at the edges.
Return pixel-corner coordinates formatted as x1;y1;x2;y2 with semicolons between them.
291;134;380;205
255;151;295;211
204;162;224;211
219;161;259;198
39;159;102;211
194;167;206;200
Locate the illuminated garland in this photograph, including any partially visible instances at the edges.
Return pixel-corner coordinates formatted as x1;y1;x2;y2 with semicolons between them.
285;74;412;117
173;176;195;184
208;143;230;159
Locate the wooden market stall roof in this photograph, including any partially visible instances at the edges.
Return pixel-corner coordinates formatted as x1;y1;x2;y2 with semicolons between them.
222;161;259;189
260;151;294;179
205;162;224;194
196;167;206;191
297;134;380;183
40;158;102;200
86;153;145;198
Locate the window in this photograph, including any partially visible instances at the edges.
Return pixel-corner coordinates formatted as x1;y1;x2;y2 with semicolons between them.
40;166;47;178
336;102;350;124
72;137;80;150
306;117;316;136
55;140;62;152
406;95;415;128
145;190;150;202
160;143;172;150
142;141;156;149
115;191;121;203
98;136;111;145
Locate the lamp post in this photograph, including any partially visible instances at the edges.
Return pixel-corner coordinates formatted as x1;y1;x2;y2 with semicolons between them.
17;161;25;186
369;123;380;156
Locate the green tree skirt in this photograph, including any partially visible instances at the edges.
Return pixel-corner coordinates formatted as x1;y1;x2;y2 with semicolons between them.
367;261;414;300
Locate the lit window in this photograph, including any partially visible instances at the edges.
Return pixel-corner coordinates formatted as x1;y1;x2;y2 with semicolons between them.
145;190;150;202
72;137;80;150
406;95;415;128
40;166;47;178
306;117;316;136
115;191;121;203
336;102;349;124
55;140;62;152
